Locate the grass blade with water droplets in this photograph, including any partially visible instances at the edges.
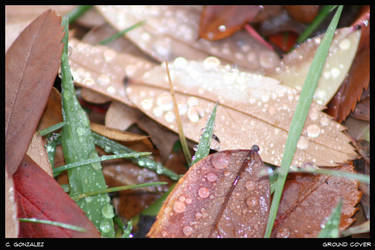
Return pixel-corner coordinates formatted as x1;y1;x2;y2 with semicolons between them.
19;218;86;232
264;6;343;238
318;199;342;238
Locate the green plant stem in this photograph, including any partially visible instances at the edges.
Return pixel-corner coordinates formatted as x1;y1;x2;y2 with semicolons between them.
65;5;92;24
98;20;146;45
264;5;343;238
53;152;151;177
71;182;167;201
19;218;86;232
39;122;65;136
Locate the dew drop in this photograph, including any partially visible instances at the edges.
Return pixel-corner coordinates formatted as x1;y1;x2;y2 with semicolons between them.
206;172;217;182
164;111;176;123
198;187;210;199
245;197;258;208
83;78;95;86
276;227;290;238
297;136;309;150
183;225;193;236
211;152;229;170
97;74;110;86
173;201;186;213
103;49;116;62
245;181;255;191
101;204;115;219
203;56;220;70
218;24;226;32
339;38;350;50
173;57;188;69
141;98;154;111
99;220;112;233
156;93;173;111
307;124;321;138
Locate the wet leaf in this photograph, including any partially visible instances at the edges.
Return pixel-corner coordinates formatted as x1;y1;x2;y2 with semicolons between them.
90;122;149;142
5;10;64;175
105;101;142;131
269;27;361;105
96;5;280;73
326;46;369;123
126;58;356;167
26;132;53;177
148;148;270;237
271;164;361;237
5;169;19;238
14;156;100;238
38;87;63;131
198;5;261;40
68;38;156;106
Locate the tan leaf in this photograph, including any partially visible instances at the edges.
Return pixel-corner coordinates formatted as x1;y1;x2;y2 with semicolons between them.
148;148;270;238
38;87;63;131
5;169;19;238
268;27;361;105
81;88;111;104
73;7;106;28
96;5;280;73
90;122;148;142
26;132;53;177
126;58;356;167
105;101;142;131
68;38;156;106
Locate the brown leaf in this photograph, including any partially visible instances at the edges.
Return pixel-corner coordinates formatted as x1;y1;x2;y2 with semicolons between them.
272;164;361;237
269;27;361;105
198;5;261;40
105;101;142;131
5;169;19;238
126;58;356;167
96;6;280;73
68;38;156;106
38;87;63;131
148;148;270;237
90;122;149;142
326;46;369;123
283;5;319;24
5;10;64;175
14;156;100;238
26;132;52;177
81;88;112;104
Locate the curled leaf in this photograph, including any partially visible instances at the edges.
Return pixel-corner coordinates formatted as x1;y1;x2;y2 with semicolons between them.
148;148;270;237
5;10;64;175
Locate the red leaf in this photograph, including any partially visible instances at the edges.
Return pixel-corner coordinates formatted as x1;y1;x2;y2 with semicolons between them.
5;10;64;175
148;147;270;237
283;5;319;24
199;5;261;40
268;31;298;52
13;156;100;238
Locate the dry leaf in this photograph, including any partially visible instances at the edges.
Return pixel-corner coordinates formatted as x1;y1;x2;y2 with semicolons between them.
90;122;149;142
26;132;53;177
283;5;319;24
198;5;261;40
5;10;64;175
148;148;270;238
126;58;356;167
272;164;361;237
81;88;112;104
96;5;280;73
73;7;106;28
38;87;63;131
68;38;156;106
5;169;19;238
268;27;361;105
105;101;142;131
326;47;369;123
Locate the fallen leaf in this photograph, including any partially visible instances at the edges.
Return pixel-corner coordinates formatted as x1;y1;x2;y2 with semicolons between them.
105;101;142;131
90;122;149;142
283;5;319;24
96;5;280;73
126;58;356;167
326;44;369;123
5;10;64;175
198;5;261;40
73;7;106;28
5;169;19;238
148;148;270;237
81;88;112;104
269;27;361;105
272;164;361;237
26;132;53;177
14;156;100;238
352;98;369;122
38;87;63;131
352;5;369;52
68;38;156;107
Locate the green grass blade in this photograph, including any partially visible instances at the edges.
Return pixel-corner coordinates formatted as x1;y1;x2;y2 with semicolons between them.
264;6;343;238
39;122;65;136
98;20;146;45
318;199;343;238
65;5;92;24
53;152;151;177
44;133;61;168
296;5;336;45
191;103;218;166
92;132;180;181
60;17;115;237
19;218;86;232
141;183;176;217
